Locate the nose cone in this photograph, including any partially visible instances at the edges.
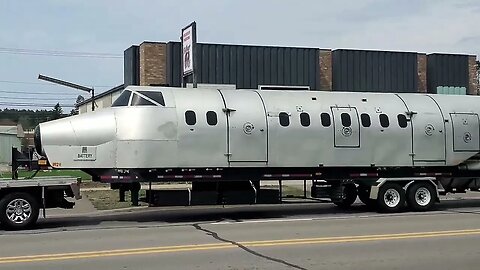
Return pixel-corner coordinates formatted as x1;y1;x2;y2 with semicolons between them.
39;109;116;150
34;125;43;156
40;109;116;147
35;109;117;169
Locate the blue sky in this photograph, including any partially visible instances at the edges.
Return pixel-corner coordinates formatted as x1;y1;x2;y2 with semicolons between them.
1;0;479;110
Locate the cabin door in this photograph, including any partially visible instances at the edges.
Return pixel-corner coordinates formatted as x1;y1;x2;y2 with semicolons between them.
331;107;360;148
219;90;268;163
450;113;480;152
397;95;446;165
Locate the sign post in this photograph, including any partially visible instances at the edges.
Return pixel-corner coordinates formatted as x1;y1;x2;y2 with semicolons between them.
181;21;197;88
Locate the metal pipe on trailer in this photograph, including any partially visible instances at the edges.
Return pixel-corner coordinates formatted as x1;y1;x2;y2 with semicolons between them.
149;181;153;206
279;180;283;203
304;180;307;199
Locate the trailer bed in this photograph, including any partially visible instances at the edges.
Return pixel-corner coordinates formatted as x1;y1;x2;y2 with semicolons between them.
0;176;81;230
0;176;80;190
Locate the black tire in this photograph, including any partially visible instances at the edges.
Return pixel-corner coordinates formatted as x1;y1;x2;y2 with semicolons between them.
333;184;357;208
377;183;405;213
358;185;376;208
0;192;40;230
406;182;437;211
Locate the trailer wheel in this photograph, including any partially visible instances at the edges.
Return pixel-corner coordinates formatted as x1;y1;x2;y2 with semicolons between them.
406;182;436;211
358;185;376;208
0;192;40;230
377;183;405;213
333;184;357;208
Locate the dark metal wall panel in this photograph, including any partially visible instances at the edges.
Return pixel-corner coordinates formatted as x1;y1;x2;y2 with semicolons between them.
166;42;319;89
332;49;418;92
427;54;469;93
166;42;182;87
123;45;139;86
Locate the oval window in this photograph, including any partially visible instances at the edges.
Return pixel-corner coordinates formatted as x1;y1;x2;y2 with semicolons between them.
361;113;371;127
320;113;331;127
300;112;310;127
379;114;389;128
397;114;408;128
341;113;351;127
279;112;290;127
185;110;196;125
206;111;217;126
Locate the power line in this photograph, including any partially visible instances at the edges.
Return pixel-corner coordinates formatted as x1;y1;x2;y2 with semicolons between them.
0;111;60;114
0;112;67;117
0;102;75;108
0;90;81;96
0;47;123;59
0;80;116;88
0;96;75;101
0;47;122;56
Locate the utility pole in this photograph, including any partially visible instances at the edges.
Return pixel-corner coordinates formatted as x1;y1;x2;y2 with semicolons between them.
38;74;95;111
476;60;479;95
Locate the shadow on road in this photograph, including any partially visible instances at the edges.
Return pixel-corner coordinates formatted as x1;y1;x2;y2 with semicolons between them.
24;199;480;232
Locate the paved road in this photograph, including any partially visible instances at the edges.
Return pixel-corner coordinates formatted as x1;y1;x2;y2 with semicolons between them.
0;200;479;270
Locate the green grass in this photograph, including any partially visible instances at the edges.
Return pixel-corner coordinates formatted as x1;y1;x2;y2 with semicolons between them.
281;186;309;197
83;189;146;210
16;170;92;180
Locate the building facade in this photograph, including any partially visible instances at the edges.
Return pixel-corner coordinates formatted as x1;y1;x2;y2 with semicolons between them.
0;120;24;164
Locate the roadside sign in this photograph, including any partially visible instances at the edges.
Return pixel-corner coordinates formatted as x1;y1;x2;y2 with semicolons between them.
181;22;196;77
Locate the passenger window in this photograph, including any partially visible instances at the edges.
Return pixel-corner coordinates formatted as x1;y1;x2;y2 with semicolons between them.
206;111;217;126
131;93;155;106
341;113;351;127
112;90;131;107
379;114;389;128
320;113;331;127
397;114;408;128
361;113;371;127
185;111;196;125
138;91;165;106
300;112;310;127
279;112;290;127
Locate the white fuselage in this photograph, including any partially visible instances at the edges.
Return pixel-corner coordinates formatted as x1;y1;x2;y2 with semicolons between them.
38;86;480;170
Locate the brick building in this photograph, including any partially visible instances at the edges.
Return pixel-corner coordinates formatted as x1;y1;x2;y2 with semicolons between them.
77;41;479;113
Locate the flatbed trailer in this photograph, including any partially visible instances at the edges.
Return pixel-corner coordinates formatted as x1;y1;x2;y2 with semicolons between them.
0;177;80;230
4;148;480;230
2;174;480;230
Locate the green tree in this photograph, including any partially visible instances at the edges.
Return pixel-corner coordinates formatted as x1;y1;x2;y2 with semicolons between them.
76;95;85;105
53;103;63;120
17;115;32;130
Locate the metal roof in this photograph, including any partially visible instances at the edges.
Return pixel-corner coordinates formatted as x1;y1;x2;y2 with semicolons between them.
0;126;17;135
0;125;24;137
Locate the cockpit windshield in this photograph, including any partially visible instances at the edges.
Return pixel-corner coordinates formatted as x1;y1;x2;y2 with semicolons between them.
111;90;131;107
111;90;165;107
138;91;165;106
131;93;155;106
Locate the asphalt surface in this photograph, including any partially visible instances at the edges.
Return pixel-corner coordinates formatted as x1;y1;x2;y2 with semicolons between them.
0;199;479;270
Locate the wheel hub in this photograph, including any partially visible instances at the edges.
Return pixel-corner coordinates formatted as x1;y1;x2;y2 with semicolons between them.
6;199;32;224
415;187;431;206
384;189;400;207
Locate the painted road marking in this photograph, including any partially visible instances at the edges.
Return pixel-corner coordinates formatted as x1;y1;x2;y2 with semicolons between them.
0;228;480;264
208;211;458;225
211;217;316;225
